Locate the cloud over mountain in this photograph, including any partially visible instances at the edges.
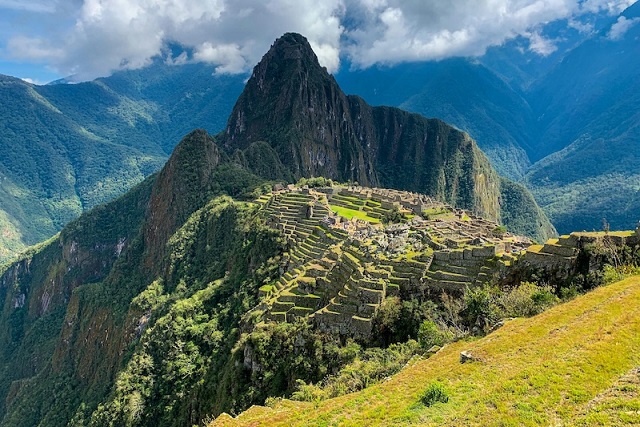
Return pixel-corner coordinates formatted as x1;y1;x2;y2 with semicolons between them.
1;0;636;80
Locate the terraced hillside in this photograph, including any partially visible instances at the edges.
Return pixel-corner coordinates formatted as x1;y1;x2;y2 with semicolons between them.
251;184;531;340
213;275;640;427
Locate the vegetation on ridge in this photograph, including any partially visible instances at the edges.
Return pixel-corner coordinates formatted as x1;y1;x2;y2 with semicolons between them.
212;275;640;427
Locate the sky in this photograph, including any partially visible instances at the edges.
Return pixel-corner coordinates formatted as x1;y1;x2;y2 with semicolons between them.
0;0;637;84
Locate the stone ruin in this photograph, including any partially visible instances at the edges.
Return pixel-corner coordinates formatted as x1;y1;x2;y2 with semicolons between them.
252;184;639;341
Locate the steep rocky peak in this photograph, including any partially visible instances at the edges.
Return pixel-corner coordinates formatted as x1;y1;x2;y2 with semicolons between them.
223;32;346;150
144;129;221;271
247;32;328;96
221;32;380;186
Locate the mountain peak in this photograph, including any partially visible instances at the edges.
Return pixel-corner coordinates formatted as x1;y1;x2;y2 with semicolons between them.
260;32;326;73
239;32;327;98
269;32;318;59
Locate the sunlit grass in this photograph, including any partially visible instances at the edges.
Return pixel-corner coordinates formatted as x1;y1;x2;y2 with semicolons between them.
329;205;380;223
213;276;640;426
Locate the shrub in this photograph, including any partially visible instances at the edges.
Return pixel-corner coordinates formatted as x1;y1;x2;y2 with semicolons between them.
491;225;507;237
290;341;420;402
498;282;558;317
462;285;500;331
381;206;407;224
420;382;449;406
296;177;333;188
417;320;453;349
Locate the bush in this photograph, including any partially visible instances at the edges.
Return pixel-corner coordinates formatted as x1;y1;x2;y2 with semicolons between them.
291;341;421;402
491;225;507;237
462;285;500;331
417;320;453;349
381;206;407;224
420;382;449;406
296;177;333;188
498;282;558;317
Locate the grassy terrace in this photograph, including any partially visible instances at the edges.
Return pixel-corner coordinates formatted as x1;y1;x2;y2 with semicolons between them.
214;276;640;426
330;205;381;223
573;231;636;238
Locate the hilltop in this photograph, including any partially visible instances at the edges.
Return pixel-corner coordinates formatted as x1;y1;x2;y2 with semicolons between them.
221;33;554;242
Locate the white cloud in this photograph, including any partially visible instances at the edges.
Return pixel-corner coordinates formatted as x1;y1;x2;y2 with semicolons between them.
581;0;636;14
608;15;640;39
7;36;65;60
5;0;344;80
20;77;47;85
3;0;638;80
342;0;622;68
527;31;558;55
194;43;248;74
567;18;595;33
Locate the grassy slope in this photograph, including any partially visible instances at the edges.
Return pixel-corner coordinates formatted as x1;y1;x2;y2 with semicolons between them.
329;205;381;223
214;276;640;426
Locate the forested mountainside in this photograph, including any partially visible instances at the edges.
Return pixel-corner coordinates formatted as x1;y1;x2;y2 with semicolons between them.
337;2;640;234
0;126;631;426
524;1;640;233
0;33;559;427
0;125;619;425
0;65;244;263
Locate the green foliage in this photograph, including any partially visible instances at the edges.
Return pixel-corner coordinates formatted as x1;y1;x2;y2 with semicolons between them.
0;67;245;263
602;264;640;285
497;282;558;318
492;225;507;237
462;285;501;330
499;178;557;242
291;340;421;402
295;177;333;188
417;320;454;349
381;205;408;224
372;297;438;346
420;382;449;406
239;320;361;407
87;198;285;426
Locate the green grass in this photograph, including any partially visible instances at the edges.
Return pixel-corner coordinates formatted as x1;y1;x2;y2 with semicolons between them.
330;205;381;223
573;231;636;238
212;276;640;426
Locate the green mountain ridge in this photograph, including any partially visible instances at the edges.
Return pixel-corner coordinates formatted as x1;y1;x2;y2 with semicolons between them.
2;2;639;261
0;33;560;426
0;66;245;264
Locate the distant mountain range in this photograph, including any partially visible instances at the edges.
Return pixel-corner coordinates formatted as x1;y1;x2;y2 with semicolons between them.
1;2;638;262
337;1;640;233
0;65;244;261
